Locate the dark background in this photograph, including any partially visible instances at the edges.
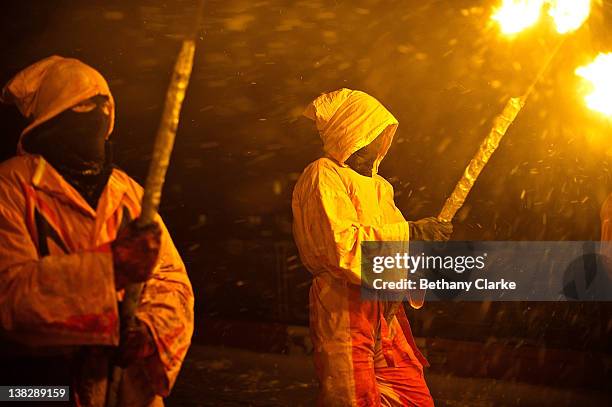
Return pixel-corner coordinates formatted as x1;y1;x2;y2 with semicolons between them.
1;0;611;392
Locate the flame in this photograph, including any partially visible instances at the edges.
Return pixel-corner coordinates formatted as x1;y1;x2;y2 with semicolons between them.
492;0;545;35
575;53;612;117
547;0;591;34
491;0;591;35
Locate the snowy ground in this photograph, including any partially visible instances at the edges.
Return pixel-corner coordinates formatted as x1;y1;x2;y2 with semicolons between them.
167;345;610;407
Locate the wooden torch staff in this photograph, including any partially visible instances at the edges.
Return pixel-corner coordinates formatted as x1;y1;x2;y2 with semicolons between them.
106;2;205;406
437;38;566;223
384;38;566;332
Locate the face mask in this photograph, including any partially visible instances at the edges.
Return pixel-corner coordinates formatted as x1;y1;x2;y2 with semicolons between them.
22;101;112;209
23;104;110;175
345;135;384;177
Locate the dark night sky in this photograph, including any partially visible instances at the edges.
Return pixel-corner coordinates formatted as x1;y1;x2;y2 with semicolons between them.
0;0;611;328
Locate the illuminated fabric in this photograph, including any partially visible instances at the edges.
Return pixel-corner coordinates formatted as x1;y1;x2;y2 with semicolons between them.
1;56;116;149
0;154;193;406
293;89;432;406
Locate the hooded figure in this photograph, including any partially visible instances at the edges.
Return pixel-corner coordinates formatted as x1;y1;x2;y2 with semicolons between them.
0;56;193;406
292;89;450;406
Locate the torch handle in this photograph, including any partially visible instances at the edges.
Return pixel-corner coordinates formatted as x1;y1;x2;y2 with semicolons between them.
138;39;196;226
437;36;566;223
384;35;568;329
106;3;203;406
383;98;525;338
138;0;204;227
437;97;524;222
138;0;205;227
414;40;566;329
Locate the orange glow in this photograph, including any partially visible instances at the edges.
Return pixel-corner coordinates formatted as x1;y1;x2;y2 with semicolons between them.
491;0;591;35
547;0;591;34
575;53;612;118
491;0;545;35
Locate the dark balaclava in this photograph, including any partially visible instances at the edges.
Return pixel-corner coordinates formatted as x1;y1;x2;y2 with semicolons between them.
22;96;112;209
345;134;384;177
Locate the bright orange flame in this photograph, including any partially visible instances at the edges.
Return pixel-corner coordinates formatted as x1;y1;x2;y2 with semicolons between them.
575;53;612;118
547;0;591;34
492;0;545;35
491;0;591;35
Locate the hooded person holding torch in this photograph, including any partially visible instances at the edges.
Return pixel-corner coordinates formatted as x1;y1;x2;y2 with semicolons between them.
0;56;193;406
292;89;452;406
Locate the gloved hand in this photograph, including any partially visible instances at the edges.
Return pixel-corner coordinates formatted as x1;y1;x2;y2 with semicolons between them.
111;221;161;290
116;318;157;367
408;217;453;241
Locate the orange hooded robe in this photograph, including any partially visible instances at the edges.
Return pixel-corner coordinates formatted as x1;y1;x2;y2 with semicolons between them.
0;56;193;407
292;89;433;406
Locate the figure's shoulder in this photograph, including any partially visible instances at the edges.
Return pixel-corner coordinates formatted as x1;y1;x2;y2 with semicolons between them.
0;155;35;184
304;157;340;173
298;158;344;184
294;158;344;198
298;158;339;181
0;156;37;208
373;173;395;192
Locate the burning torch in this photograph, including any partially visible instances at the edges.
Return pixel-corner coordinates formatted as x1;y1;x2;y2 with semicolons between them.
392;0;595;315
438;0;592;223
575;52;612;119
105;1;205;406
